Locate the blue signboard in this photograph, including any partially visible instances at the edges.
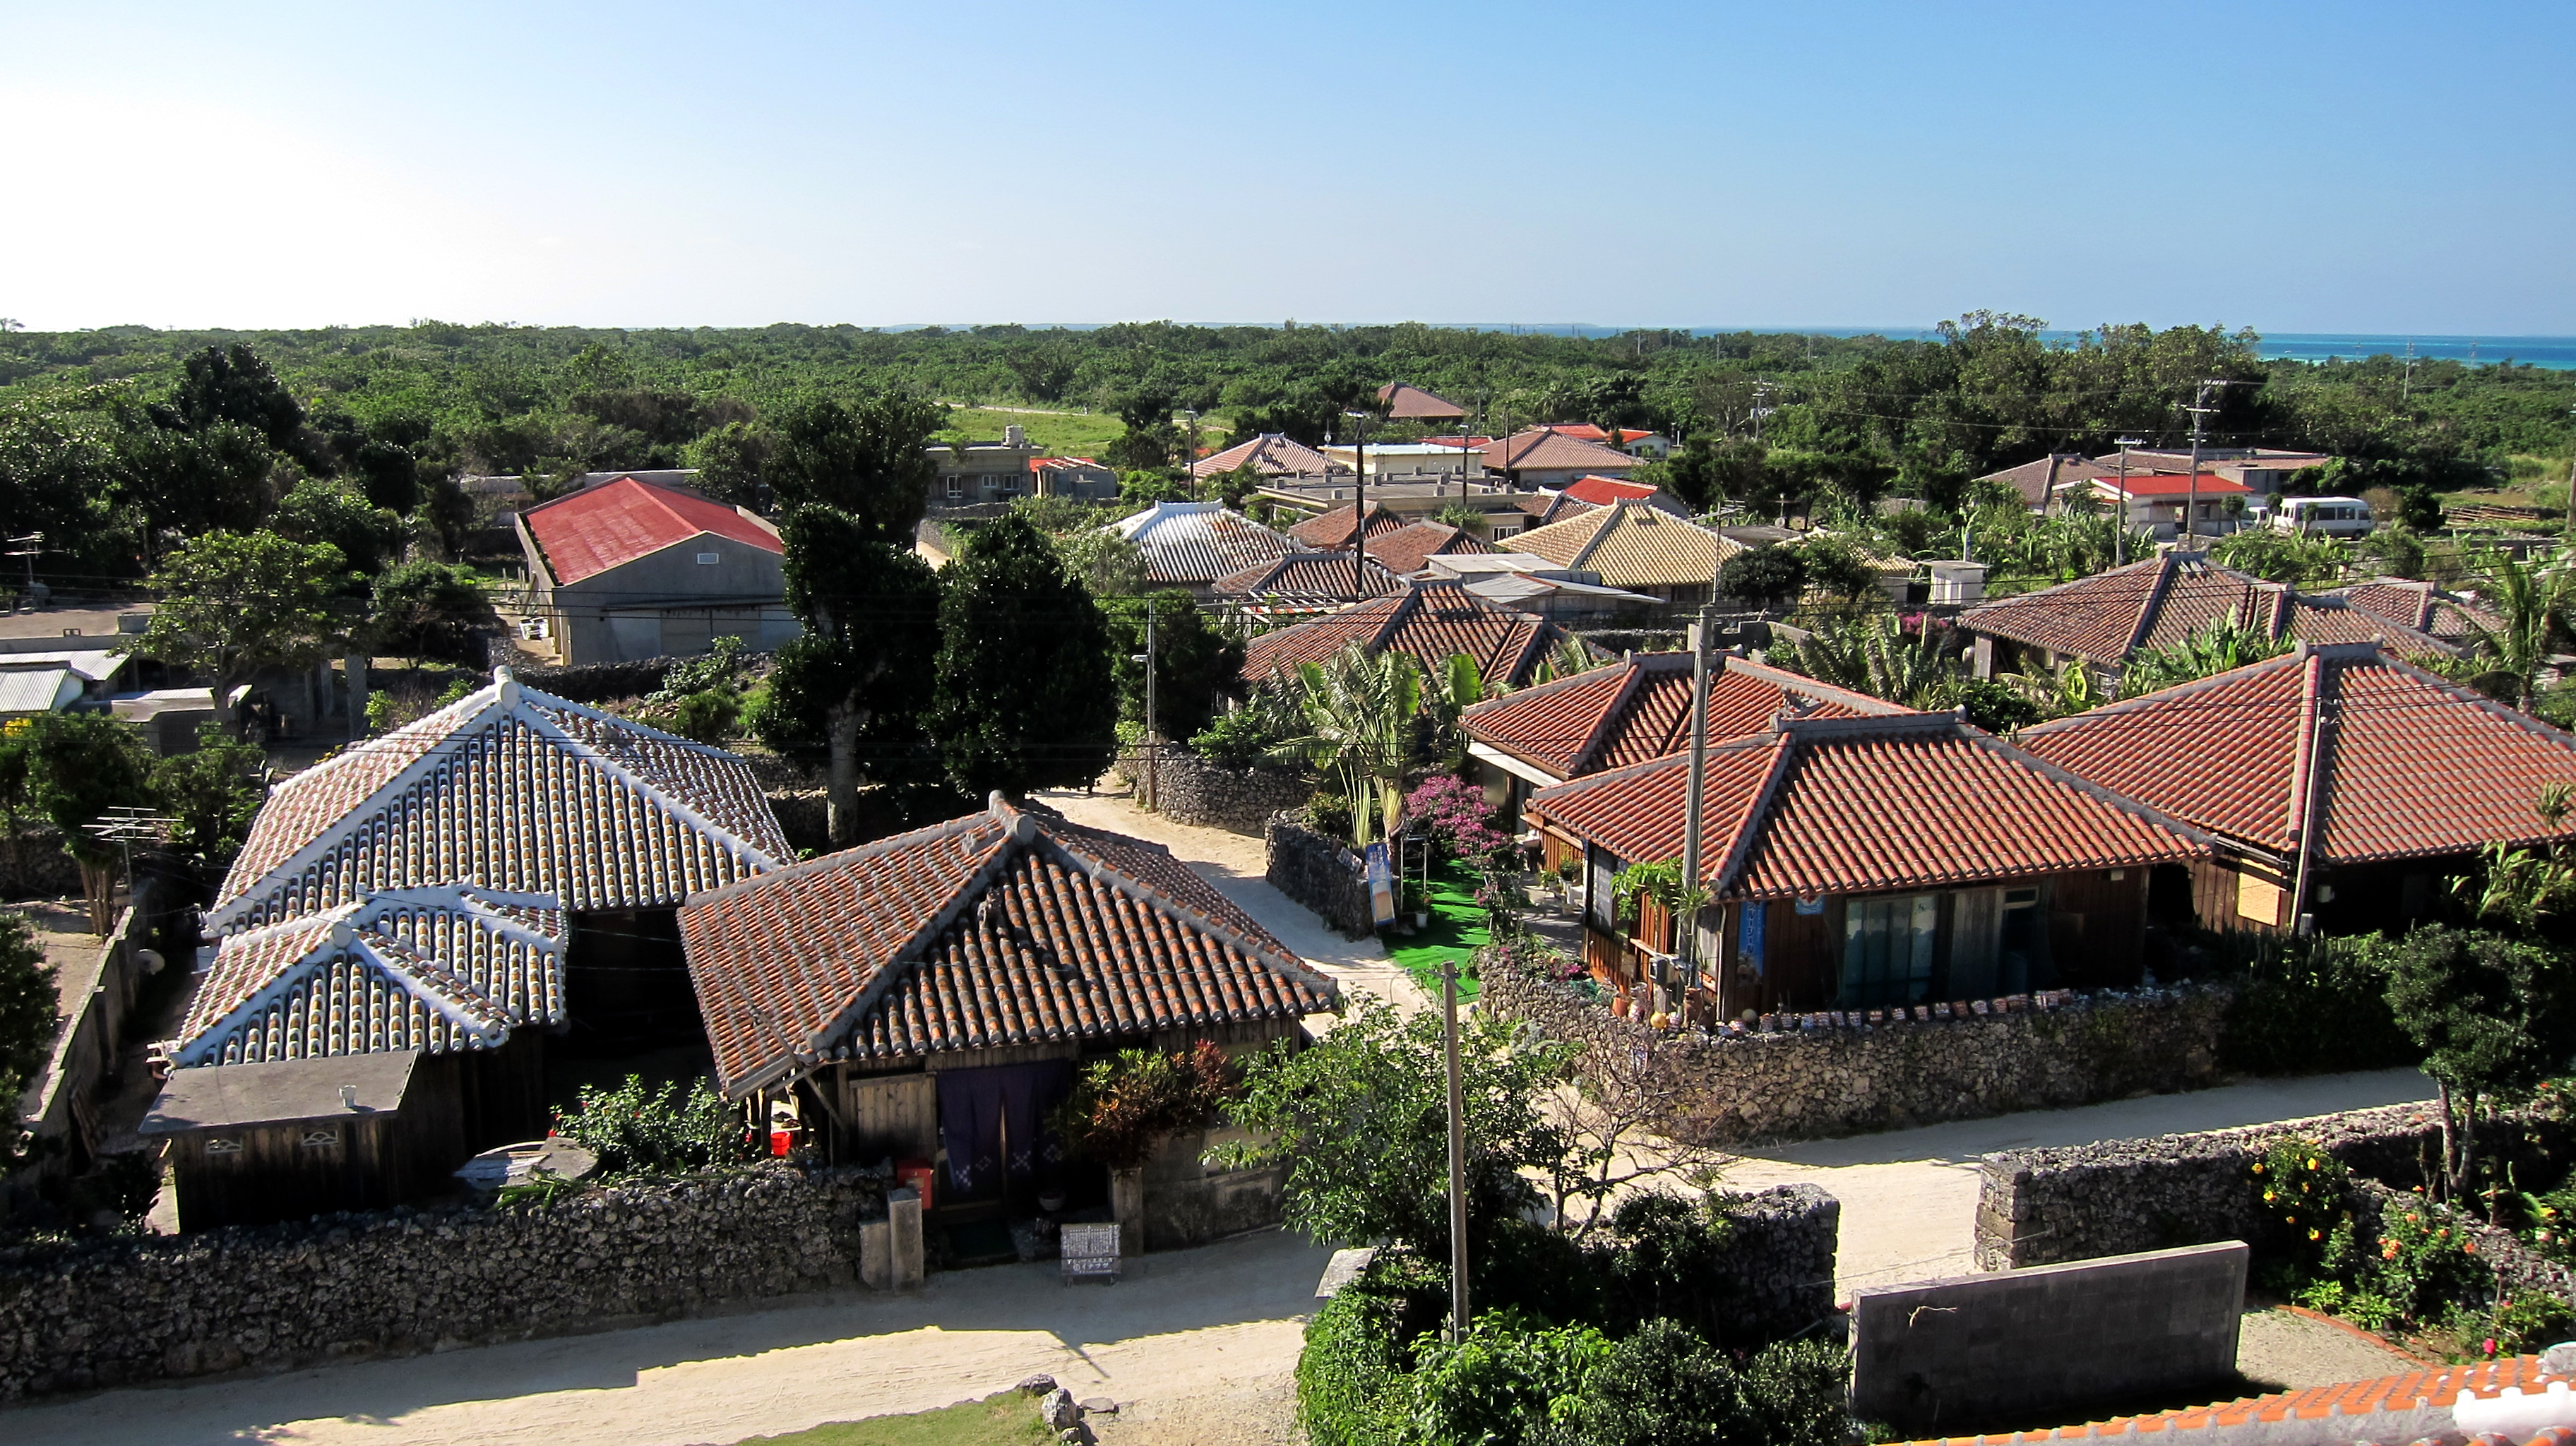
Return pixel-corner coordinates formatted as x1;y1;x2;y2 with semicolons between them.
1736;902;1766;977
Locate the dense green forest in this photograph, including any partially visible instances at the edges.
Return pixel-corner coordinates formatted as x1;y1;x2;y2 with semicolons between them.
3;316;2570;588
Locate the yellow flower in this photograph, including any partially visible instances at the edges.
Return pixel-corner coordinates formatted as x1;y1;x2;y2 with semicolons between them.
2252;1162;2266;1174
2265;1190;2277;1202
2307;1158;2319;1171
2308;1229;2322;1241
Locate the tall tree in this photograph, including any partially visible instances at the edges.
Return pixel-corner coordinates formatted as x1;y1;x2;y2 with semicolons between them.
139;531;350;722
765;393;943;543
758;506;945;845
11;712;156;933
1102;588;1244;743
931;513;1118;799
366;560;501;665
0;911;59;1137
157;342;309;451
270;477;405;576
152;722;268;873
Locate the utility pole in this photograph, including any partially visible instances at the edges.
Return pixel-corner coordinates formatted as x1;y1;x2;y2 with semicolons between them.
1751;381;1772;443
1179;410;1200;498
2402;340;2417;402
3;532;40;601
1443;951;1468;1343
1343;409;1372;599
1144;598;1159;811
2181;381;2229;548
2113;438;2144;567
1677;604;1721;1018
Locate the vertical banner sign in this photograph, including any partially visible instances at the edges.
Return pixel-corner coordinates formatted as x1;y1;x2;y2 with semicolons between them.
1365;842;1397;926
1736;902;1766;978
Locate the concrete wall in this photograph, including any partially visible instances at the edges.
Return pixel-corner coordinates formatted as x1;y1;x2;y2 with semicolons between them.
1849;1242;2248;1433
0;1165;892;1401
1481;961;2234;1145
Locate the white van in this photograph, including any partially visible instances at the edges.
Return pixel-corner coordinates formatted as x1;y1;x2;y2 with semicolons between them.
2272;495;2375;537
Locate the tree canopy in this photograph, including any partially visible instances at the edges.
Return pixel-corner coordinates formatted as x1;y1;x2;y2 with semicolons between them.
929;513;1118;799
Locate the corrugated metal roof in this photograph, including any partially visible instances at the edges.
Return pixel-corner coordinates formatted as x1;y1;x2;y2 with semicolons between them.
1112;502;1295;584
0;668;80;714
523;476;782;585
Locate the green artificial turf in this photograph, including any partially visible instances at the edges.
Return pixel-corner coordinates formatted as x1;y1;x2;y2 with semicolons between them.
1382;861;1488;1001
732;1391;1057;1446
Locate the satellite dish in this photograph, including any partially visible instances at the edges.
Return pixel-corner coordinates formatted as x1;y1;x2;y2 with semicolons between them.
136;948;164;976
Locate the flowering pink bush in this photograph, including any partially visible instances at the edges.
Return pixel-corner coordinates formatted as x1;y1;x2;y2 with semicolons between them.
1405;774;1509;864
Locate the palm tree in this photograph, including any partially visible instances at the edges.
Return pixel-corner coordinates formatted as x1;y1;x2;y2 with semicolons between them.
2118;611;2290;698
1781;615;1956;709
2459;549;2574;710
1267;646;1424;847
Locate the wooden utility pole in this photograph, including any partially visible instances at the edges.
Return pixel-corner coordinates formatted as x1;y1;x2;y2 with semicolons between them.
1676;604;1722;1017
1443;955;1468;1342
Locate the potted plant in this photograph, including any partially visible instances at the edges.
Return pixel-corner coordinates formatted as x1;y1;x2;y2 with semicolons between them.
1556;858;1585;915
1048;1041;1239;1253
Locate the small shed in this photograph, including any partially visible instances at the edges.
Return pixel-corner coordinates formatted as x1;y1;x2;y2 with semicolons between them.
139;1050;464;1231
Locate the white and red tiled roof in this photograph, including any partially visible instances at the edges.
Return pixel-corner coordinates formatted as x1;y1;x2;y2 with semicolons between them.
1484;429;1640;474
1902;1351;2565;1446
677;797;1337;1095
1461;652;1910;782
1241;580;1584;689
1366;521;1496;575
2019;641;2576;866
522;475;782;585
1525;712;2207;901
211;670;790;931
1960;556;2459;668
177;885;567;1067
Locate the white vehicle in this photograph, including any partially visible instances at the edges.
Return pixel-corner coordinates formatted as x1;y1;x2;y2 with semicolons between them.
2271;494;2375;537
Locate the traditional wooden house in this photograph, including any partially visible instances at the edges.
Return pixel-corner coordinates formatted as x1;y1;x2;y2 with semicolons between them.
678;796;1336;1243
2016;640;2576;937
1240;580;1590;689
1957;554;2459;686
1458;652;1911;825
138;1051;454;1231
1522;712;2210;1021
164;668;792;1174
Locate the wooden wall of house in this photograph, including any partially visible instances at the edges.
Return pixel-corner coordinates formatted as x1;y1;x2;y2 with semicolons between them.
440;1034;551;1152
1715;898;1842;1018
172;1114;404;1231
832;1068;938;1165
2047;867;2151;988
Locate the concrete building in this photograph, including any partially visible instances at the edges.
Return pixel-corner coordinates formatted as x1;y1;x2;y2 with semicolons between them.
929;426;1043;503
517;474;796;665
1316;443;1486;479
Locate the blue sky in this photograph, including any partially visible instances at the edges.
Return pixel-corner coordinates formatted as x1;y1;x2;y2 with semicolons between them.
1;1;2568;334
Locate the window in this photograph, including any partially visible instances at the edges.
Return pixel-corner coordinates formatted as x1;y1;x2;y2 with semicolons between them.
1841;892;1936;1007
696;552;719;565
945;476;965;500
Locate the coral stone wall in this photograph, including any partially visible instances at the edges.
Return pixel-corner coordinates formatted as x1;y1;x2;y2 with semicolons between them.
1710;1183;1842;1342
1117;750;1311;835
1482;964;2236;1145
0;1166;883;1402
1266;813;1373;940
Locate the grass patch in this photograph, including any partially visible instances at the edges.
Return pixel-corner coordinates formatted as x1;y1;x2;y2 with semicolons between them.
938;405;1239;465
732;1391;1056;1446
1383;861;1487;1000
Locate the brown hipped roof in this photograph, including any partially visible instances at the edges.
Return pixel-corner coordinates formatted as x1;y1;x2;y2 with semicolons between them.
1525;712;2207;902
1462;653;1911;782
1958;555;2461;669
1287;503;1408;548
1366;521;1497;575
1192;432;1350;479
1974;453;2116;509
1242;580;1585;688
679;797;1337;1095
2017;641;2576;866
1376;382;1466;419
1484;429;1640;474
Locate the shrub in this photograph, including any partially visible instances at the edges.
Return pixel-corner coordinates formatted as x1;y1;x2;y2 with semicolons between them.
1558;1321;1854;1446
1192;703;1289;770
2219;933;2416;1076
1051;1041;1236;1171
2250;1137;2354;1284
551;1073;762;1176
1405;773;1509;866
1409;1309;1610;1446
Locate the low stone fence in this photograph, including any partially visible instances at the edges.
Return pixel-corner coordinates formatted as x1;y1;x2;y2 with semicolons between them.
1117;749;1309;835
0;1165;888;1401
1265;813;1372;940
1482;963;2235;1145
0;829;84;901
1709;1183;1841;1341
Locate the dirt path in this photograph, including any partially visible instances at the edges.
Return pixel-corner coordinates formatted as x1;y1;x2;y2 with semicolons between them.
1032;788;1432;1015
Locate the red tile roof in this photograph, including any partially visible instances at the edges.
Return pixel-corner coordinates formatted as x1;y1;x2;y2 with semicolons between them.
1241;581;1585;689
1484;430;1640;474
1462;653;1912;782
2019;641;2576;866
1560;475;1669;508
1193;432;1351;478
1975;454;2117;509
1287;503;1408;549
1900;1351;2553;1445
523;475;782;585
1525;713;2206;901
2318;578;2503;645
1960;556;2459;668
678;797;1336;1094
1376;382;1466;419
211;669;789;932
1366;521;1496;575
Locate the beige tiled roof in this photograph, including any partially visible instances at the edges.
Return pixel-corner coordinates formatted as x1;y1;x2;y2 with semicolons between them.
679;798;1336;1094
1510;501;1741;590
177;885;568;1067
211;669;790;932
